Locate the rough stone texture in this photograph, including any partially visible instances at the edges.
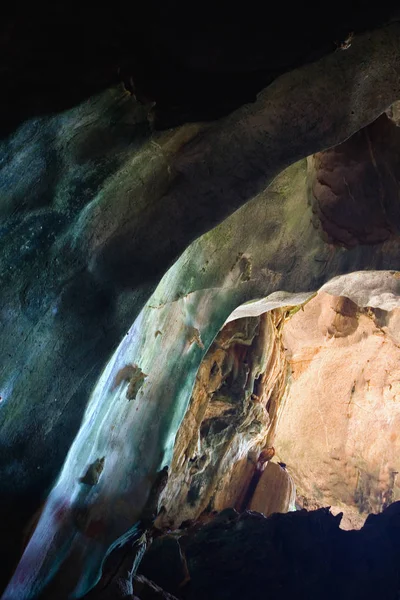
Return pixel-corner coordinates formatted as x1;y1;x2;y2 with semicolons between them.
155;312;288;528
275;292;400;529
249;461;296;516
309;114;400;246
7;156;400;597
386;100;400;126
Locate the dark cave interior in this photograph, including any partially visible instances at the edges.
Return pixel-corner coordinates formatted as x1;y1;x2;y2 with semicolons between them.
2;3;400;599
2;2;399;133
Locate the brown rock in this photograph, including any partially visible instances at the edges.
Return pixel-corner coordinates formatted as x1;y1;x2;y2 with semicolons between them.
249;462;296;516
257;446;275;467
157;313;288;526
308;114;400;247
276;292;400;528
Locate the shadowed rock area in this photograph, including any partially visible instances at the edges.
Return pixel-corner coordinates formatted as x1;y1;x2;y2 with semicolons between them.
1;3;399;136
124;504;400;600
180;504;400;600
309;114;400;246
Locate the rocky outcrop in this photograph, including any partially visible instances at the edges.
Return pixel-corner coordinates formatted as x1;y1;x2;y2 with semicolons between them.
155;312;289;527
275;292;400;528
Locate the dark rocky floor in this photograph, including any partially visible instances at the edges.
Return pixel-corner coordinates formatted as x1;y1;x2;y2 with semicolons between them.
87;503;400;600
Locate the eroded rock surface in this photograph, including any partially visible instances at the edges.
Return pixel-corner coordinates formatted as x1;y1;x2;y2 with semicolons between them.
155;312;289;527
276;292;400;528
309;114;400;246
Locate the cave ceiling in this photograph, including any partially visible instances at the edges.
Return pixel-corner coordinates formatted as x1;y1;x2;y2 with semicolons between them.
1;2;399;135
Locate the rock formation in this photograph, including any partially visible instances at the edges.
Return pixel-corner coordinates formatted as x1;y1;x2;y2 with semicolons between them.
1;4;398;135
2;10;400;600
155;312;289;528
274;292;400;529
248;461;296;516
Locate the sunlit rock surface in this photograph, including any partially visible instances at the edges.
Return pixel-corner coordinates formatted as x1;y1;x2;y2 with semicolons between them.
275;292;400;529
3;22;400;599
249;462;296;515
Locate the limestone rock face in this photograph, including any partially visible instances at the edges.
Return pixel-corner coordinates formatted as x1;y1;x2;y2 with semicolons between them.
156;312;289;527
249;462;296;516
275;292;400;528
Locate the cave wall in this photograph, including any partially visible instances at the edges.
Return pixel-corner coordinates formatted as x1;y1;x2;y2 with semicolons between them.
156;311;288;527
275;292;400;529
7;147;400;597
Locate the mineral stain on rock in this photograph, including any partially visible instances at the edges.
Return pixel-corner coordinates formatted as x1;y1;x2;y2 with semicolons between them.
142;466;170;524
79;457;105;486
186;326;205;350
113;364;148;400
